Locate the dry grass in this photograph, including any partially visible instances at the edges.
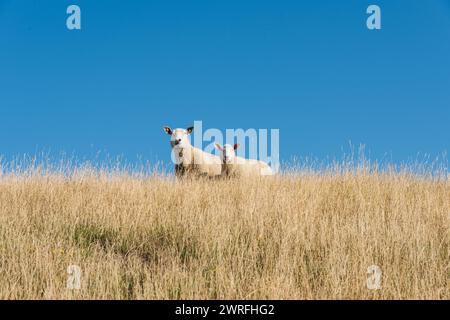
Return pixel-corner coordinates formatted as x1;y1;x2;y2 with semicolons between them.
0;165;448;299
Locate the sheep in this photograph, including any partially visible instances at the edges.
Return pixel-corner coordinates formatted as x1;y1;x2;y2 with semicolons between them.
214;143;274;177
164;126;222;178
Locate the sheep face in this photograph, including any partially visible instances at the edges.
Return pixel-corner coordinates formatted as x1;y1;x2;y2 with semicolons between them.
215;143;239;164
164;126;193;149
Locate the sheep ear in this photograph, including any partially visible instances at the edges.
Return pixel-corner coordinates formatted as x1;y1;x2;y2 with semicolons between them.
163;126;172;135
233;143;240;150
215;143;223;151
186;126;194;134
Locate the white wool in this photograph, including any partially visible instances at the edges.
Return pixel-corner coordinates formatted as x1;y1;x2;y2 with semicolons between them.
172;143;222;178
216;144;274;177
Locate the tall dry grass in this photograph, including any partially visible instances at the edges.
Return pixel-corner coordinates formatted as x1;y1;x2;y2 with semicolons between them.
0;161;448;299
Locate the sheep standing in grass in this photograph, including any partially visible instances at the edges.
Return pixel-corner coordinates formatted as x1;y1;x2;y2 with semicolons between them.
215;143;274;177
164;126;222;178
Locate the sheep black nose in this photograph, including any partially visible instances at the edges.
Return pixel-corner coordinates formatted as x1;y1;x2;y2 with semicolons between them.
177;139;181;142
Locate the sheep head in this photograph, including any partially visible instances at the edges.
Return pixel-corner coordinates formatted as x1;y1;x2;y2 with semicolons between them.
215;143;239;164
163;126;193;149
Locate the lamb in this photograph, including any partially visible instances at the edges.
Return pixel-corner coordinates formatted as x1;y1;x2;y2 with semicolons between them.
214;143;274;177
164;126;222;178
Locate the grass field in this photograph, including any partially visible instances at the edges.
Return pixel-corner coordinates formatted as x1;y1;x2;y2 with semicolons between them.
0;162;448;299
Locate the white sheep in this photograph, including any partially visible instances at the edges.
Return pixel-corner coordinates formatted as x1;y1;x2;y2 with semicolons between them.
214;143;274;177
164;126;222;178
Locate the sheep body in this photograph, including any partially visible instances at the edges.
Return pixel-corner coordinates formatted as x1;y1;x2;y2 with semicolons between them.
215;144;274;178
221;157;273;177
174;145;222;178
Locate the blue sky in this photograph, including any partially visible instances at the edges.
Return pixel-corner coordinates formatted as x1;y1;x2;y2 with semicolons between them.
0;0;449;167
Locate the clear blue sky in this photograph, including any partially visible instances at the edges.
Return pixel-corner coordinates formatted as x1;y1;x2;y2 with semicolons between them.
1;0;449;167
